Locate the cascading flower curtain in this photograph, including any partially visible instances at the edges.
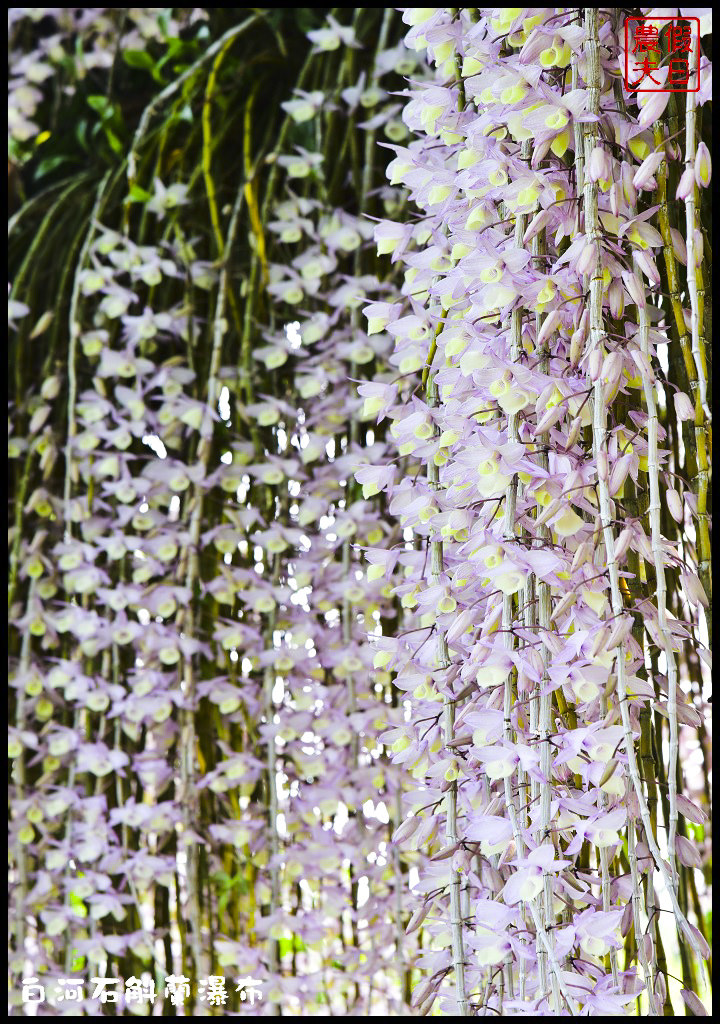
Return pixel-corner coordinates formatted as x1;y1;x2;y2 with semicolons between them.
362;6;711;1016
9;7;419;1015
8;6;712;1018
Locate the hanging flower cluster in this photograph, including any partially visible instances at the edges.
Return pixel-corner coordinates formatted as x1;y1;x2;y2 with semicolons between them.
225;13;425;1011
359;7;712;1016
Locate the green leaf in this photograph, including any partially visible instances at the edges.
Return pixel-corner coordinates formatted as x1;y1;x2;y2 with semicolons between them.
75;120;89;151
34;155;76;179
103;128;124;155
166;38;198;59
128;184;152;203
86;94;112;117
122;49;155;71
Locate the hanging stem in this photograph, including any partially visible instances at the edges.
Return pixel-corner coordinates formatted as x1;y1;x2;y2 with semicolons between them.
426;359;468;1016
11;578;37;998
652;116;712;648
263;559;281;1014
581;13;657;1013
633;250;680;898
62;174;111;538
683;43;710;422
175;183;245;993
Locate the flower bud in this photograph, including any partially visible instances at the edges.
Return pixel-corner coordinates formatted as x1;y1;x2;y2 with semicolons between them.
670;227;687;265
676;166;695;201
654;974;666;1007
675;834;702;869
607;615;632;649
632;151;663;190
571;541;592;573
608;279;624;318
634;249;660;286
586;346;603;381
565;415;582;448
673;390;694;421
638;88;670;127
680;921;710;962
609;182;620;217
523;207;550;245
537;309;561;348
588;145;611;183
601;350;623;391
405;902;432;937
608;452;632;495
621;269;646;309
630;346;654;382
666;488;683;523
695;141;711;188
550;589;576;622
681;570;709;608
577;240;597;277
614;526;633;564
534;405;565;436
621;162;636;206
693;228;704;266
393;816;421;844
621;899;633;937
